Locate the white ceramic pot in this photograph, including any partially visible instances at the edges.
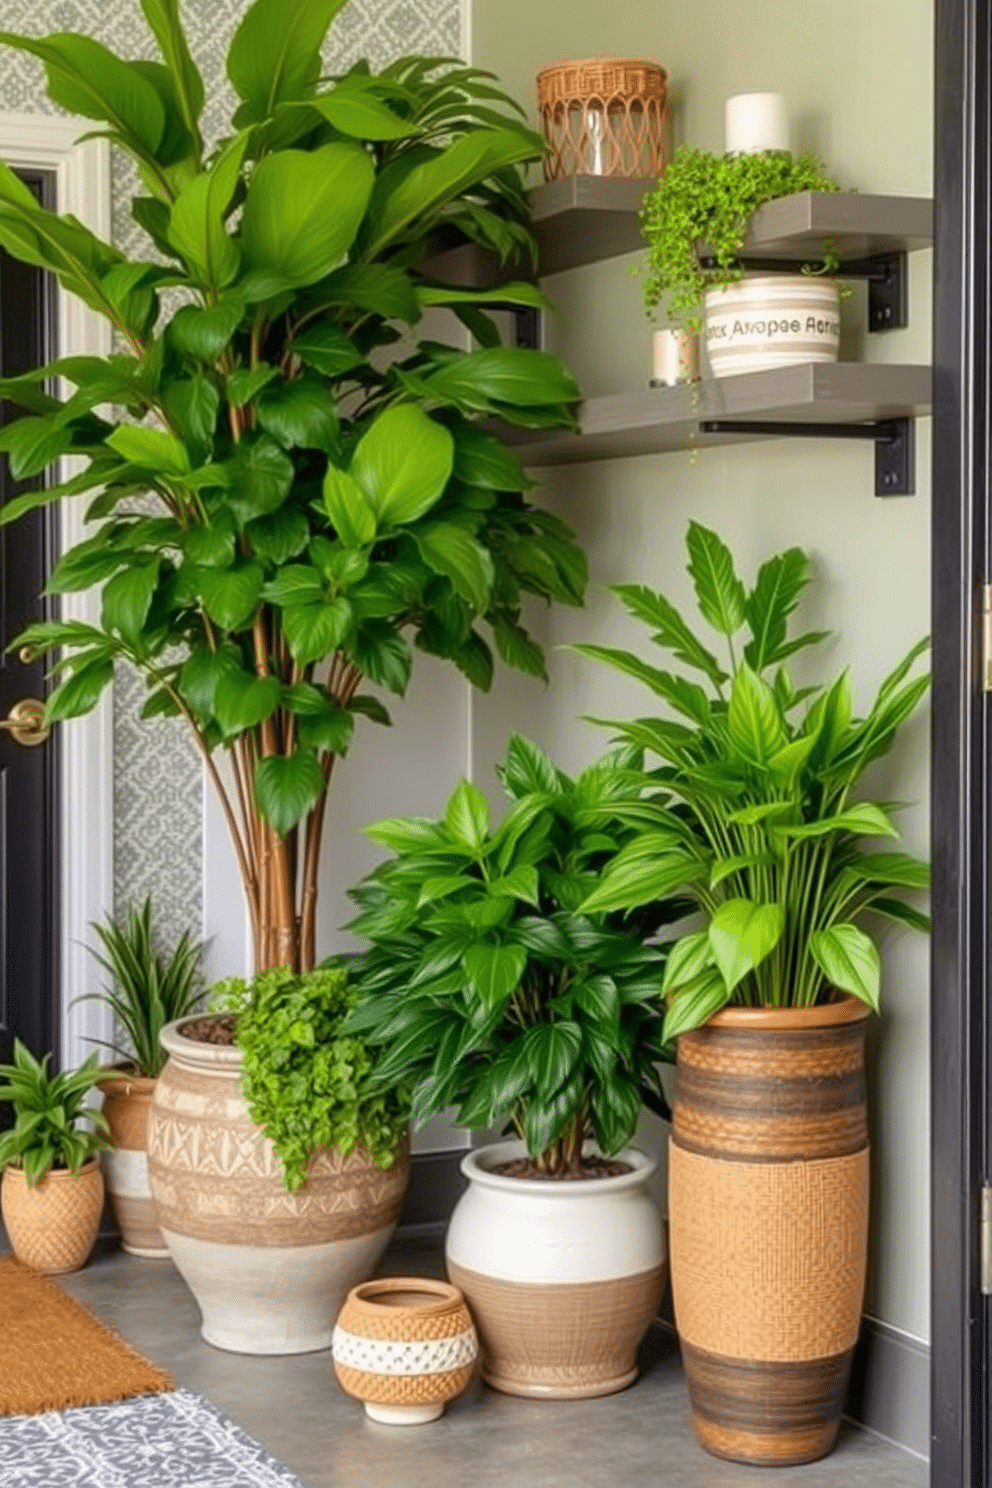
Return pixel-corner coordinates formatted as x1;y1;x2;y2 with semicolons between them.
445;1141;666;1399
147;1016;409;1356
704;274;840;377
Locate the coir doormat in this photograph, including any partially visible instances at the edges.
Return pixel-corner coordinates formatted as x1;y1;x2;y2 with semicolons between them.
0;1255;174;1414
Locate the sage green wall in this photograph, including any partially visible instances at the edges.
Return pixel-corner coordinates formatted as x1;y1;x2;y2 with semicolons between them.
470;0;933;1344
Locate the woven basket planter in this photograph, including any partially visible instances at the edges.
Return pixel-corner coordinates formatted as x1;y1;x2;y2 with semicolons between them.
446;1141;666;1399
333;1276;477;1425
147;1015;409;1355
537;58;667;181
0;1158;104;1274
669;997;870;1467
97;1069;168;1258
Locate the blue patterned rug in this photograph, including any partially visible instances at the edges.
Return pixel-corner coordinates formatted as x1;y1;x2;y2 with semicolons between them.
0;1388;307;1487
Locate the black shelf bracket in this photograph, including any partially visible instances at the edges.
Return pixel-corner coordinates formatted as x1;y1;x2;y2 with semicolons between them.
698;416;915;497
697;251;909;333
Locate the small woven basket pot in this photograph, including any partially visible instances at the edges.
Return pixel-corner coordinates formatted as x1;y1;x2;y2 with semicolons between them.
332;1276;477;1425
0;1158;104;1275
537;57;667;181
669;997;870;1467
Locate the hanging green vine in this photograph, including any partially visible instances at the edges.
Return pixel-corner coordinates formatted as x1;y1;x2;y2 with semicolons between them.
640;147;846;327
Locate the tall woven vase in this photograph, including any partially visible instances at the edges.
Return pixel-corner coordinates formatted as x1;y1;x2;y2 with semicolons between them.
669;997;870;1467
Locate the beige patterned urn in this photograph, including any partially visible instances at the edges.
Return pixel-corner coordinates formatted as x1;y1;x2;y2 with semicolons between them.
147;1016;409;1355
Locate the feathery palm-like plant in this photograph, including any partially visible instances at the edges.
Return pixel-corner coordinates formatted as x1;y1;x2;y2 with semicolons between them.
76;898;205;1077
577;523;930;1040
0;1044;110;1186
0;0;586;974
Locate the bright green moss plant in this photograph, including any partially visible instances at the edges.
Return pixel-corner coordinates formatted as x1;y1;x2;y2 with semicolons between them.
211;966;408;1191
641;147;845;327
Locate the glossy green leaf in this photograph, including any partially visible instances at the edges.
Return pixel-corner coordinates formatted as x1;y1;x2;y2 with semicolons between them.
167;133;245;288
708;899;784;994
728;663;786;764
257;377;337;450
168;297;244;359
412;521;494;613
445;779;490;854
0;32;165;157
223;435;294;524
296;704;354;755
451;425;533;492
101;560;158;643
522;1020;582;1099
178;642;242;717
323;466;377;547
349;623;411;694
240;143;375;297
744;547;811;672
140;0;204;139
282;597;352;665
290;323;363;378
610;582;726;686
44;656;114;723
661;930;713;995
253;749;325;833
686;520;747;638
350;405;453;527
246;508;310;564
778;802;898;841
463;942;527;1010
184;514;236;568
214;670;281;733
106;423;190;475
197;562;263;629
809;924;881;1012
309;81;414;140
419;347;580;410
227;0;347;121
662;972;731;1042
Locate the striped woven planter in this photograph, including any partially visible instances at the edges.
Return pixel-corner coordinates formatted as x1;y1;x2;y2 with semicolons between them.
704;274;840;377
669;997;870;1467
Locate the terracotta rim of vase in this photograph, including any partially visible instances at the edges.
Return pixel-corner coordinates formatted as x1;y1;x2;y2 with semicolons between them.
460;1141;656;1197
96;1065;157;1098
160;1016;242;1072
3;1156;101;1185
704;995;870;1032
345;1276;465;1318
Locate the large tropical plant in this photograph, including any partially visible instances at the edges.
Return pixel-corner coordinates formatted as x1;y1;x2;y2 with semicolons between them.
0;0;586;973
342;734;673;1178
577;523;930;1040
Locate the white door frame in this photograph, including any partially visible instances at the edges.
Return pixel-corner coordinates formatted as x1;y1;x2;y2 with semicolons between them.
0;112;114;1070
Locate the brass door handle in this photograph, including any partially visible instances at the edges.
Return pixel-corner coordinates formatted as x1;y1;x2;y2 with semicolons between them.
0;698;50;747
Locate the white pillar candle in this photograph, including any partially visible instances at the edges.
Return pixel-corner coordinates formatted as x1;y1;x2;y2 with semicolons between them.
725;92;788;154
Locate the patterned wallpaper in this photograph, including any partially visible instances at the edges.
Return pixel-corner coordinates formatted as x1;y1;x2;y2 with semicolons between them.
0;0;464;954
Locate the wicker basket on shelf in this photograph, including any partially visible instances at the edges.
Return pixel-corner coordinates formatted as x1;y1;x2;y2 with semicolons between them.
537;57;667;181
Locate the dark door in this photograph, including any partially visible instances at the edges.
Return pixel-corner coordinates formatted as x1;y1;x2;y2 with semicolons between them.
0;168;59;1078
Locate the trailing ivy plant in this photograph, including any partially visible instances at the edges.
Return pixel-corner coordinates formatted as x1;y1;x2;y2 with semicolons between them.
342;734;674;1178
576;523;930;1041
0;1044;111;1186
0;0;586;974
211;966;408;1191
640;147;845;326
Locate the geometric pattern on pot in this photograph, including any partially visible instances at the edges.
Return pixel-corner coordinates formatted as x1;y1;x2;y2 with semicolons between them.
331;1327;478;1375
0;1388;305;1488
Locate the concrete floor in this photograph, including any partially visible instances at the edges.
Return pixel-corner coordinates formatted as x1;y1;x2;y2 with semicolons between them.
48;1228;928;1488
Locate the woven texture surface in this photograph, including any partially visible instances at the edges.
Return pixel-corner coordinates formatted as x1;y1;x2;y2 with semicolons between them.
335;1361;475;1407
670;1142;869;1361
1;1163;104;1275
537;58;666;180
0;1256;174;1415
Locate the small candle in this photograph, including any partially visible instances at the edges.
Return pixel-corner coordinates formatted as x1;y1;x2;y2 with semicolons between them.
652;328;700;386
725;92;788;154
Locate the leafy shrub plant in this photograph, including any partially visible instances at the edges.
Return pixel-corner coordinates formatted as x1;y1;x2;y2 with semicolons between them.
0;1045;111;1186
342;735;672;1178
641;147;844;325
577;523;930;1040
211;966;408;1191
0;0;586;974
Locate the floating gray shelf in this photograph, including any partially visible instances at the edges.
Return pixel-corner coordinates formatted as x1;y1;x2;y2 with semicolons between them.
426;182;934;283
502;362;933;471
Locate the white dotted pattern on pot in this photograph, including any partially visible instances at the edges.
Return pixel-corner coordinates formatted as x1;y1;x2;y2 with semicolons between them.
331;1327;478;1377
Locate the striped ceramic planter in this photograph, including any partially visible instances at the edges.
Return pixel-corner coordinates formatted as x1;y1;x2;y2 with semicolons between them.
704;274;840;377
669;997;870;1466
333;1276;477;1425
147;1017;409;1355
97;1070;168;1258
446;1142;666;1399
